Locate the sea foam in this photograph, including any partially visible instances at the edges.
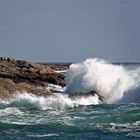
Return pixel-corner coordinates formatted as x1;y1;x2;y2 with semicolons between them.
0;107;23;116
0;58;140;111
0;92;99;110
65;58;140;103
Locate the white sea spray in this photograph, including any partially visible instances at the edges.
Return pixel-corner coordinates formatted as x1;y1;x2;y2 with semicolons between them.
0;92;100;110
65;58;140;103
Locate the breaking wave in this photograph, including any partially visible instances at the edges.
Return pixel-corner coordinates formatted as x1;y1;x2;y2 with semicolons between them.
65;58;140;103
0;58;140;111
0;92;99;110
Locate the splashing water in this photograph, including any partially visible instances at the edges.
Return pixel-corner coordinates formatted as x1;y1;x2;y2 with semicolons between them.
65;58;140;103
1;92;99;110
0;58;140;139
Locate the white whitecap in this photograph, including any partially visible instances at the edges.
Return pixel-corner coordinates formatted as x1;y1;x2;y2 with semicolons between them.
0;92;100;110
0;107;23;116
27;133;59;137
65;58;140;103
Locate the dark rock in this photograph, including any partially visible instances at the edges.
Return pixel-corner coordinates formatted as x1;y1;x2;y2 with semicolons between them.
0;57;66;98
44;63;70;71
7;57;15;62
0;57;7;61
0;57;66;86
69;90;104;102
69;91;97;98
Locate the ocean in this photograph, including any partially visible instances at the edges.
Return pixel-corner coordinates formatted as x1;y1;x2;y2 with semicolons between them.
0;58;140;140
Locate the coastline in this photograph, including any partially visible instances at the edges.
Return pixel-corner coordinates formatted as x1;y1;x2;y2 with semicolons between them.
0;57;67;99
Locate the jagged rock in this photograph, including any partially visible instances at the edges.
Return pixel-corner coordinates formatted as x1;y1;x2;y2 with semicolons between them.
69;91;104;101
69;91;97;98
47;63;70;71
0;57;101;101
7;57;15;62
0;57;66;98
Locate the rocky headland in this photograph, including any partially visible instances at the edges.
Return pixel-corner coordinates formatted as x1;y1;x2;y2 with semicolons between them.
0;57;66;98
0;57;101;102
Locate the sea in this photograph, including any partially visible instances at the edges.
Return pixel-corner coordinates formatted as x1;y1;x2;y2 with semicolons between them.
0;58;140;140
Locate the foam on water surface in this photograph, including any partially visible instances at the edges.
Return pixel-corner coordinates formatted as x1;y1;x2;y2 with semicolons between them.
0;58;140;139
0;92;100;110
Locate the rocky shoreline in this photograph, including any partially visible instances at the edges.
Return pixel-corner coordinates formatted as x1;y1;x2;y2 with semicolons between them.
0;57;101;101
0;57;67;98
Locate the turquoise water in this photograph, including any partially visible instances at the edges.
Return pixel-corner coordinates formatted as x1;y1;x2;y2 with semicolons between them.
0;103;140;140
0;60;140;140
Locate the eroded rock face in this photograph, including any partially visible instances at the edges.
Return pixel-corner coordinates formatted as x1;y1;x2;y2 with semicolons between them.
0;57;66;98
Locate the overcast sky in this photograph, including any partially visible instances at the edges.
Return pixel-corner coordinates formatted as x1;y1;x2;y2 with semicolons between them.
0;0;140;62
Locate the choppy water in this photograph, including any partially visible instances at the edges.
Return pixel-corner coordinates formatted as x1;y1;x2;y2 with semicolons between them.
0;103;140;140
0;58;140;140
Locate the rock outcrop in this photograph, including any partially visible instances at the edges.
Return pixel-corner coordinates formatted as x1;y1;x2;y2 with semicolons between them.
69;90;104;101
0;57;66;98
0;57;100;101
47;63;70;71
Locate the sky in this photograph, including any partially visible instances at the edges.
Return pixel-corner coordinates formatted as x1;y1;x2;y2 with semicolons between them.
0;0;140;62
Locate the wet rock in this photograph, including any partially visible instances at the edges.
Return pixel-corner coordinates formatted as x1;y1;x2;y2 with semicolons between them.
69;91;97;98
0;57;66;98
69;90;104;102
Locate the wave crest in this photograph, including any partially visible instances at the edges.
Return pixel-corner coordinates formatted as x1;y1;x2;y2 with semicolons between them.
65;58;140;103
0;92;99;110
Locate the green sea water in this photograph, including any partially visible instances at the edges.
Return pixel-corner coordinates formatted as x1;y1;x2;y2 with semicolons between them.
0;102;140;140
0;60;140;140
